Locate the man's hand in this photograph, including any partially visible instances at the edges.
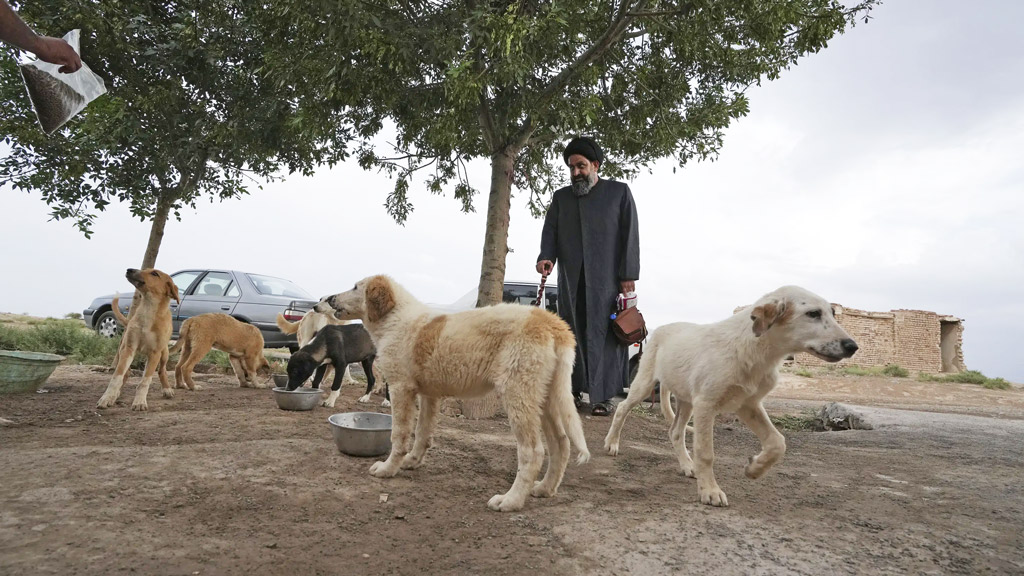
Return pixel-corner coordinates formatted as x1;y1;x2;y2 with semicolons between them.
536;260;554;276
31;35;82;73
619;280;635;295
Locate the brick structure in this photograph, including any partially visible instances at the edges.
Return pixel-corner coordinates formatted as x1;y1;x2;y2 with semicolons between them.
793;305;966;373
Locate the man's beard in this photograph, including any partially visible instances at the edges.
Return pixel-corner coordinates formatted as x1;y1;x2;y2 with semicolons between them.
571;172;598;196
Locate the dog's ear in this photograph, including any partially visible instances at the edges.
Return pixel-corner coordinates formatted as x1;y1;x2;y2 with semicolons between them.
750;299;788;337
166;278;180;304
365;276;396;322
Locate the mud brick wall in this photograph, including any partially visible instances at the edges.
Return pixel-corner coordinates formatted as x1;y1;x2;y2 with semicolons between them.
791;307;964;373
794;308;895;368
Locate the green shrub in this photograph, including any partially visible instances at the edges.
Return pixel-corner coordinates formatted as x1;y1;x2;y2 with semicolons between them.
0;320;125;367
882;364;909;378
794;368;814;378
917;369;1012;390
839;365;873;376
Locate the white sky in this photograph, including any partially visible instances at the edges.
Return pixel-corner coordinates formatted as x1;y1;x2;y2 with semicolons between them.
2;1;1022;382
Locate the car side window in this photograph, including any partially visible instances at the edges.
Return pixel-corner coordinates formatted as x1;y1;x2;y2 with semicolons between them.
225;283;240;298
194;272;233;297
503;284;545;306
172;271;202;296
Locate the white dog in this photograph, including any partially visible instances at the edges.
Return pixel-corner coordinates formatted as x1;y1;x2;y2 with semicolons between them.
604;285;858;507
317;275;590;512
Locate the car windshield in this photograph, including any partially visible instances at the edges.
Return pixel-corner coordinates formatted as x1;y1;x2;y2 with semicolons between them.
246;274;313;299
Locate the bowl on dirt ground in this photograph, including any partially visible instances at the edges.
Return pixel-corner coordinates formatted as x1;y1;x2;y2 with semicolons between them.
0;350;65;394
327;412;392;457
272;373;289;388
272;386;321;411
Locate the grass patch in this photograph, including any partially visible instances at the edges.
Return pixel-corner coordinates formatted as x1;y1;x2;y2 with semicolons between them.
793;368;814;378
0;318;123;366
917;370;1012;390
882;364;909;378
770;413;820;431
838;364;876;377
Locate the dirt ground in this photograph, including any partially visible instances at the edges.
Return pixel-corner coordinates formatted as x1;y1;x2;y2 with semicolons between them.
2;365;1023;575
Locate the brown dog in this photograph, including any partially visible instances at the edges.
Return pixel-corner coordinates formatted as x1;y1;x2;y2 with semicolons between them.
169;313;270;390
96;268;180;411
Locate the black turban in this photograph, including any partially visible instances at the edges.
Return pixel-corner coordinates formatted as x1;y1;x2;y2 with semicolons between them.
562;136;604;165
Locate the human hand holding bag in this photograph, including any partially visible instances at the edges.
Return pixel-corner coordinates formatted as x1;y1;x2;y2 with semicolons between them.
611;292;647;345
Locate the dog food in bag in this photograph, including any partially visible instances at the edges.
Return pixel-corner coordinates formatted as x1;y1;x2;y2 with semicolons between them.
19;29;106;134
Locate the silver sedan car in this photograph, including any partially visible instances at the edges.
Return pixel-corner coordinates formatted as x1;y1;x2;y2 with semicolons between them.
82;269;318;350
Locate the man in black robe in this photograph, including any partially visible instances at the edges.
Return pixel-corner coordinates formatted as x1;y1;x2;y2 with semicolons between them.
536;136;640;416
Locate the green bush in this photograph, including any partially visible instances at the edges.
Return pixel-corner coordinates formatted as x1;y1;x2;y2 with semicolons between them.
882;364;909;378
794;368;814;378
917;369;1012;390
839;365;874;376
0;319;123;367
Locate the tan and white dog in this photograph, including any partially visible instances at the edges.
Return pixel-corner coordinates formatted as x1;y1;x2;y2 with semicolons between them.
169;313;270;390
276;310;363;396
604;285;858;507
317;275;590;512
97;268;180;411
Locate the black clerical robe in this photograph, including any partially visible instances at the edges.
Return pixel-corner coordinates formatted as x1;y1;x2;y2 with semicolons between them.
537;178;640;404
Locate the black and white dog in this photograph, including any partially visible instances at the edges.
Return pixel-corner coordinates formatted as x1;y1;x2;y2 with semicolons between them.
285;324;389;408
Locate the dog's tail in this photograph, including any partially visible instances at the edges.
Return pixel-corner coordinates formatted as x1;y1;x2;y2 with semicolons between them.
275;312;301;335
552;343;590;465
650;338;693;433
111;293;128;326
167;317;191;357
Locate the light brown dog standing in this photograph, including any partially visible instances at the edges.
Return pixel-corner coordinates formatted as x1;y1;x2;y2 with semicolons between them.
169;313;270;390
318;275;590;512
96;268;180;411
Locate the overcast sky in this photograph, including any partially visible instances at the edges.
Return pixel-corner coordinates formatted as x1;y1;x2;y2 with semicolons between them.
2;1;1022;382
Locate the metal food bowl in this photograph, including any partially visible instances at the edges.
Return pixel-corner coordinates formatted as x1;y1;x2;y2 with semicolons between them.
272;373;290;388
328;412;392;457
271;386;321;411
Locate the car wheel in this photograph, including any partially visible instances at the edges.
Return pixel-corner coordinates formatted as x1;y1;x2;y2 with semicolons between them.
95;311;122;338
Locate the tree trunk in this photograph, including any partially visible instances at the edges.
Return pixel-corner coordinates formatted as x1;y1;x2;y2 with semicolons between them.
475;148;516;307
140;189;175;269
445;147;518;419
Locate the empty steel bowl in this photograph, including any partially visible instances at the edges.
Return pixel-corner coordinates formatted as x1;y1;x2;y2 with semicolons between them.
272;386;321;411
327;412;392;457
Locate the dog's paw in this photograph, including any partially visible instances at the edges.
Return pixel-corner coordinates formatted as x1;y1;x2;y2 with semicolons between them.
357;393;371;404
604;438;620;456
96;395;117;409
131;400;149;412
678;458;696;478
162;388;175;399
530;481;556;498
744;455;775;480
400;454;424;470
320;399;337;408
369;461;398;478
381;399;391;408
190;384;203;391
487;493;525;512
698;486;728;507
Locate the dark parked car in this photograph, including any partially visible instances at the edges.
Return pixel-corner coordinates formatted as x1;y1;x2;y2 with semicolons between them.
83;269;317;350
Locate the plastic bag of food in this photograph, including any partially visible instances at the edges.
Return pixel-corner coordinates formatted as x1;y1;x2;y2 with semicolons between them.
18;29;106;134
